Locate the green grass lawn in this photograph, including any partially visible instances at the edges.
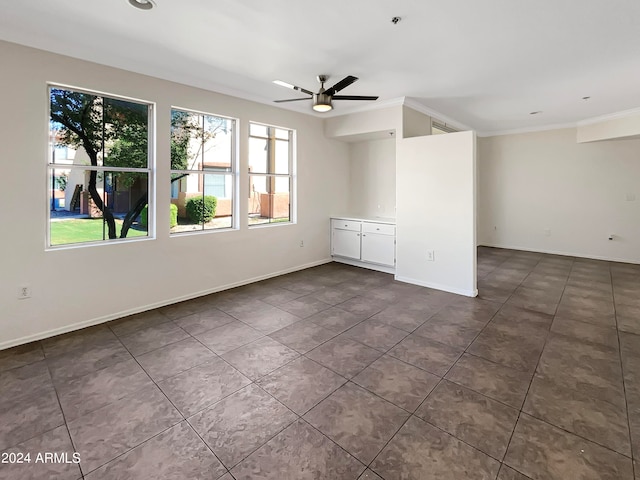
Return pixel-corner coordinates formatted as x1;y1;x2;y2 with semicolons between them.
50;218;147;245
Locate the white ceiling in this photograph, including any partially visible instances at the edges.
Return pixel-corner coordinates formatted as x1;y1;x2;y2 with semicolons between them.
2;0;640;134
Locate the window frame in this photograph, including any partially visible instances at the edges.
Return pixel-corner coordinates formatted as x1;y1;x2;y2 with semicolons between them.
248;122;296;228
169;107;239;235
46;83;156;250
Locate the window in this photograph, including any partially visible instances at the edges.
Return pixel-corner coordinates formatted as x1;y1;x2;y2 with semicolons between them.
48;86;153;247
248;123;295;226
170;109;237;233
204;171;226;198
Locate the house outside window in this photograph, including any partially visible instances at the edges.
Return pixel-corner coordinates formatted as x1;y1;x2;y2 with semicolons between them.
48;86;153;247
170;108;237;233
248;122;295;226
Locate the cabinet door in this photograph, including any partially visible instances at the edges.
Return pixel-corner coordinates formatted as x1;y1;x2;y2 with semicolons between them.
332;228;361;259
361;233;395;266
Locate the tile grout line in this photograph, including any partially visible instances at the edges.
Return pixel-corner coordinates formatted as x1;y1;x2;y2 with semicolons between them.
441;251;546;381
113;324;235;479
44;330;157;478
498;254;575;474
361;254;531;478
611;265;637;479
167;302;358;475
472;252;560;476
500;258;638;475
157;277;402;472
141;302;324;478
177;321;346;475
41;359;86;480
555;261;636;458
252;286;452;478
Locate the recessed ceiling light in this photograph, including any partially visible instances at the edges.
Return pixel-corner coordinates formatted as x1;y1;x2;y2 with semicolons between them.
128;0;154;10
529;111;542;115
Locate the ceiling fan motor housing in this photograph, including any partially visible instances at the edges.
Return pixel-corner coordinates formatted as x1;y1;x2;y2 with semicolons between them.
313;92;333;112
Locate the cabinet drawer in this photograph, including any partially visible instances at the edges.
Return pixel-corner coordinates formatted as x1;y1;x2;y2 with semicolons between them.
362;222;395;235
331;219;362;232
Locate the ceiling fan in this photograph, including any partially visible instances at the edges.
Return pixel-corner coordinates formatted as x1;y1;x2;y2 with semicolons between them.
273;75;379;113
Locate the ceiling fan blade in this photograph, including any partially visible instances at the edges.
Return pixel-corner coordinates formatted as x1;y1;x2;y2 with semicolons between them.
332;95;379;101
274;98;311;103
273;80;314;96
324;75;358;96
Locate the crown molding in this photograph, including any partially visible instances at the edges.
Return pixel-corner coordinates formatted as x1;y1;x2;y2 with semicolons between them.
477;122;577;138
576;106;640;127
478;106;640;137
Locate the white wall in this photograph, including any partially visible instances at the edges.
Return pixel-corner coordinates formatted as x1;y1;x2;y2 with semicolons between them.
402;106;432;139
396;131;477;296
324;106;401;139
478;128;640;263
0;40;350;349
347;139;396;217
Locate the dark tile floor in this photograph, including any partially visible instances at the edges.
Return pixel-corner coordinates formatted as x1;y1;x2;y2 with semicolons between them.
0;247;638;479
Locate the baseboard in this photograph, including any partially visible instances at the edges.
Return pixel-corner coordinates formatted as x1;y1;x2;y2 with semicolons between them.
0;258;333;351
332;256;396;275
479;243;640;265
394;275;478;297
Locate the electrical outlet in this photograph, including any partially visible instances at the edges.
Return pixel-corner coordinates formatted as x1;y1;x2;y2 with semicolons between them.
18;285;31;300
544;228;551;237
427;250;435;261
299;240;304;247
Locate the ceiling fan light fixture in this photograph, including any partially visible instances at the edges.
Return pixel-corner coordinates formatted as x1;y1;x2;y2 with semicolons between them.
313;93;333;112
128;0;155;10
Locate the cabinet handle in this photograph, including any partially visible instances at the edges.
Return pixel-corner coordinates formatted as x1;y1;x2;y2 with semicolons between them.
344;224;348;227
376;228;380;230
362;234;366;237
357;233;360;236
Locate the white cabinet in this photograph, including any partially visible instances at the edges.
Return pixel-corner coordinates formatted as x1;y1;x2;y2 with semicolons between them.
331;217;396;272
332;227;361;259
361;230;395;266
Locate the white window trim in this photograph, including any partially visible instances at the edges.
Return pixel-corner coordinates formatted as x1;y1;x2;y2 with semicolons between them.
248;122;296;227
46;84;156;250
169;107;239;236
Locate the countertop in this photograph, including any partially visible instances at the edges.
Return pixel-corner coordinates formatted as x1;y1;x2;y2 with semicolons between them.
331;215;396;225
